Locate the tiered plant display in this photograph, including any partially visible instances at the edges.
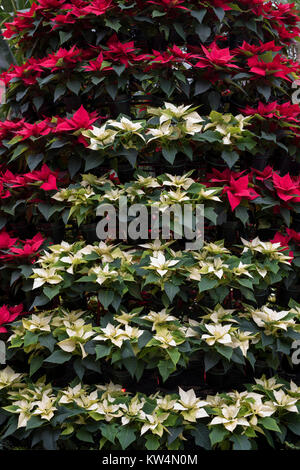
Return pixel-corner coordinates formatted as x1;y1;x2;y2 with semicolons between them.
1;0;300;451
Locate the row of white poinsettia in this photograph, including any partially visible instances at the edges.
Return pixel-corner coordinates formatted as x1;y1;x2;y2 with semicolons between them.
1;368;299;439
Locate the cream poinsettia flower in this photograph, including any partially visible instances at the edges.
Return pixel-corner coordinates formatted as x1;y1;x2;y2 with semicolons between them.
147;252;180;277
85;242;119;263
80;173;113;187
174;388;208;422
254;376;282;390
229;330;257;357
231;262;253;278
140;412;169;437
142;309;177;330
241;237;292;264
115;310;139;326
163;173;194;190
76;390;99;410
210;404;249;432
245;399;275;426
49;241;76;254
201;305;236;324
94;323;124;348
250;306;295;333
119;395;146;425
59;384;87;404
153;331;178;349
22;313;52;333
202;323;233;346
50;309;86;327
83;125;117;149
57;319;96;358
92;397;122;422
288;381;300;398
146;122;180;142
157;395;177;411
60;253;87;274
159;189;190;205
96;382;124;397
32;394;57;421
31;268;63;289
134;175;160;188
266;390;298;413
108;117;144;133
202;241;230;255
139;239;174;254
89;264;119;285
0;366;25;390
198;188;221;202
199;258;228;279
187;266;202;281
13;400;34;428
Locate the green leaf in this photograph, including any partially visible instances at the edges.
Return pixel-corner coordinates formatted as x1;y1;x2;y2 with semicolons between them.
59;31;72;45
117;427;136;450
43;285;60;300
10;144;28;163
190;9;207;24
213;7;225;22
54;84;66;102
164;282;180;302
158;359;175;382
76;428;94;443
98;289;114;309
101;423;119;444
260;417;281;432
235;205;249;225
162;146;177;164
231;434;252;450
24;331;39;348
145;434;160;450
138;330;153;349
195;24;211;42
45;350;72;364
113;64;126;76
95;344;112;360
221;150;239;169
195;79;211;95
167;348;180;366
198;277;218;292
209;426;229;447
66;79;81;95
30;356;44;376
191;424;211;450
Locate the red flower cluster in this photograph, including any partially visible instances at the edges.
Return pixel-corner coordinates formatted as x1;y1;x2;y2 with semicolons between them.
242;101;300;123
0;164;59;198
0;106;100;146
0;232;45;262
0;304;25;333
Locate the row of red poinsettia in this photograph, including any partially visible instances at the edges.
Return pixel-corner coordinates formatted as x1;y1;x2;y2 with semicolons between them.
1;39;299;86
3;0;299;44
